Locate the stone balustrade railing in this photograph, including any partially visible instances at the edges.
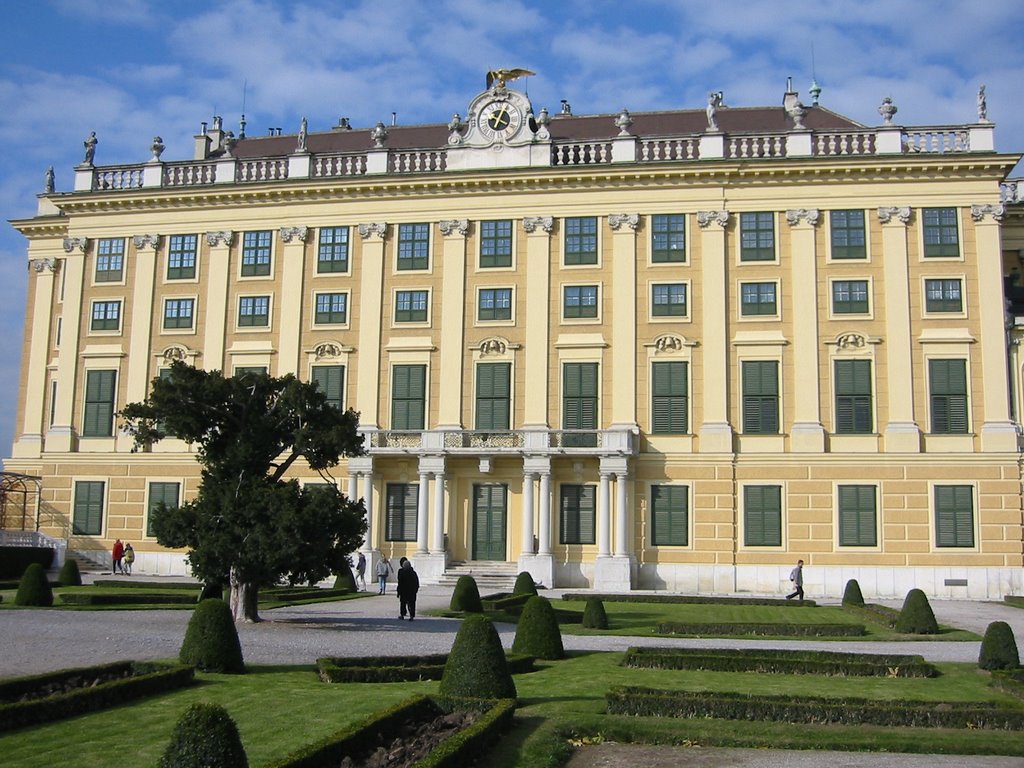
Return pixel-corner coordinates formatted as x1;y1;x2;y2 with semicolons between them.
360;427;636;456
71;122;996;193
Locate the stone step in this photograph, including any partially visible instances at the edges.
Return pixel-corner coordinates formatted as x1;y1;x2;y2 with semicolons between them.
438;561;521;591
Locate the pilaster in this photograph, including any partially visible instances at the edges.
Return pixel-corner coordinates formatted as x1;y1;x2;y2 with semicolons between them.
277;226;309;376
47;237;87;452
355;223;388;428
437;220;469;428
118;234;160;451
608;213;640;430
697;210;733;452
522;216;553;427
13;256;59;458
202;231;234;373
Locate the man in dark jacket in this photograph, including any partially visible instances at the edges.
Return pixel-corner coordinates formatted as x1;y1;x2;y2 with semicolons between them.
396;558;420;620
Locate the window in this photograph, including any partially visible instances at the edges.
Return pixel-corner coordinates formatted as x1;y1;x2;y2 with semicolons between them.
560;484;596;544
95;238;125;282
478;288;512;321
314;292;348;324
163;298;195;330
742;360;779;434
563;362;598;447
235;366;267;377
651;361;688;434
238;296;270;327
564;217;598;265
744;485;782;546
392;364;426;430
167;235;197;279
480;220;513;268
73;480;104;535
651;214;685;263
652;283;687;317
830;210;866;259
651;485;688;546
935;485;974;547
835;359;872;434
311;365;345;410
317;227;349;273
838;485;877;546
740;282;777;316
925;278;963;313
473;484;507;560
832;280;869;314
385;483;418;541
91;300;121;331
82;370;116;437
395;290;428;323
923;208;959;257
241;230;272;276
397;223;430;270
564;285;598;319
740;212;775;261
476;362;511;430
147;482;180;538
929;359;968;434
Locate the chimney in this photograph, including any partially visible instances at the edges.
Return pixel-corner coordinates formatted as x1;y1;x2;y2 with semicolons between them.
783;77;800;112
193;120;212;160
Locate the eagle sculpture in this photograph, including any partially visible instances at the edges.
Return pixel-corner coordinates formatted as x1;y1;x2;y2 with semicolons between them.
486;68;536;89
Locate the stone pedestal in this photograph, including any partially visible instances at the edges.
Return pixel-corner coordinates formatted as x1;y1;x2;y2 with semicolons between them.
593;555;635;592
518;553;555;590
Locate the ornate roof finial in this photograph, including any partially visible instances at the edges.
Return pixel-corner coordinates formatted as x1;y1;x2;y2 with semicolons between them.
486;68;535;89
615;108;633;136
370;121;388;148
878;96;898;126
977;84;988;123
808;78;821;106
150;136;165;161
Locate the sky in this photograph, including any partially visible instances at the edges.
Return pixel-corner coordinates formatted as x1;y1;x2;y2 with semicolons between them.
1;0;1022;465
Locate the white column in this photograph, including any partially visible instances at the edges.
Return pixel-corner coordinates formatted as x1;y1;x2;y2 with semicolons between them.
431;472;445;553
614;473;628;556
538;472;552;554
598;472;611;557
362;472;374;552
521;472;535;555
348;473;358;500
416;472;430;554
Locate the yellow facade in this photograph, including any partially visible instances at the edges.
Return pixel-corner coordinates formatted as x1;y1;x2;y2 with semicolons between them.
7;83;1024;597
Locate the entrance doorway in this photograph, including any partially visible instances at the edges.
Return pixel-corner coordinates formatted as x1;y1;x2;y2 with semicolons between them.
472;483;507;561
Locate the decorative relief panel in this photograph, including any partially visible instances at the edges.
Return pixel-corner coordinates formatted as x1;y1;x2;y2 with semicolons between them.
62;237;88;253
438;219;469;236
877;206;912;225
205;231;234;247
357;222;388;240
785;208;820;227
279;226;309;243
132;234;160;250
522;216;553;234
970;203;1005;222
608;213;640;231
697;210;729;229
29;258;58;274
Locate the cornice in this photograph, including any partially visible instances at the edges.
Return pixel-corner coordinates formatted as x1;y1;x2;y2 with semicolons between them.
8;215;69;239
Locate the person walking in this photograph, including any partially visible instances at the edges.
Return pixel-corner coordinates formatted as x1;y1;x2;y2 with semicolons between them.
785;559;804;601
396;558;420;621
375;555;393;594
122;543;135;576
355;551;367;591
111;539;124;575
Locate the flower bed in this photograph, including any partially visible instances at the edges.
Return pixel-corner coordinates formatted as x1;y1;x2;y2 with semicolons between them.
317;653;534;684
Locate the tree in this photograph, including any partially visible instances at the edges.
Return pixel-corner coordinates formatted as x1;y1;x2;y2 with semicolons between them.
121;362;367;622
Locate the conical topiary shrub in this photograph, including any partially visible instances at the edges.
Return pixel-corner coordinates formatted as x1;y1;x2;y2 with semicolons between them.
842;579;864;607
582;597;609;629
179;598;245;673
512;596;565;660
15;562;53;606
333;562;356;592
895;588;939;635
159;703;248;768
58;558;82;587
450;575;483;612
198;581;224;602
979;621;1020;670
439;615;516;699
513;571;538;597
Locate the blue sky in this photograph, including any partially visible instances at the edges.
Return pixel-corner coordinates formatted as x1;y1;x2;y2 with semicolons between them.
1;0;1022;462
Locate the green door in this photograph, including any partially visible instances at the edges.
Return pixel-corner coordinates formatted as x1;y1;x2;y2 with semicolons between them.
473;484;507;561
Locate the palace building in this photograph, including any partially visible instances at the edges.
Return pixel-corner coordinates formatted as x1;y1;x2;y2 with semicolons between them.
6;74;1024;598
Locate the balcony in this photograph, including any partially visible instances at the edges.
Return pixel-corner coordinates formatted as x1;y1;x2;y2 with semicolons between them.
361;427;637;457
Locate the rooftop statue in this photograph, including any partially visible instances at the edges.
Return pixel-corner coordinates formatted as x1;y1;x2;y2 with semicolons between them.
486;68;535;89
82;131;97;165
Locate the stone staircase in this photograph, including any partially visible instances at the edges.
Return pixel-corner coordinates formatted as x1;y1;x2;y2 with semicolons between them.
437;561;520;592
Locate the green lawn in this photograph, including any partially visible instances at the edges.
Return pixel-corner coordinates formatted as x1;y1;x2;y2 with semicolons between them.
3;652;1022;767
0;585;368;611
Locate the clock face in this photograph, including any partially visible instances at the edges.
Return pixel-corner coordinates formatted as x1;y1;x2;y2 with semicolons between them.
478;100;523;141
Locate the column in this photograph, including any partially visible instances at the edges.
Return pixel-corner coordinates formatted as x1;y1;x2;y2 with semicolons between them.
202;231;233;373
614;472;628;556
972;204;1018;451
598;472;611;557
277;226;308;376
786;209;826;451
521;472;535;555
432;471;445;553
697;211;733;452
538;472;552;555
878;207;920;451
355;223;387;428
416;471;429;554
608;213;639;428
13;256;59;458
522;217;553;427
47;237;87;451
362;471;374;551
437;220;468;428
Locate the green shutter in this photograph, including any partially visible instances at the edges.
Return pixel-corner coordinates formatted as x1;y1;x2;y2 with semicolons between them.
744;485;782;546
929;359;968;434
386;483;418;541
652;485;688;546
835;360;872;433
838;485;877;546
392;365;426;430
473;484;508;560
652;361;688;434
83;370;116;437
476;363;511;430
742;361;778;434
560;484;596;544
935;485;974;547
73;481;104;535
147;482;180;537
312;365;345;410
563;363;598;446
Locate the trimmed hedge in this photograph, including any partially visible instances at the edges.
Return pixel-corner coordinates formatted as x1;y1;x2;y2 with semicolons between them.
843;602;900;628
0;661;194;733
621;647;936;677
450;575;483;613
439;615;517;700
58;559;82;587
160;702;248;768
260;587;350;602
656;621;866;637
179;599;245;674
842;579;864;607
513;571;538;596
317;653;535;684
512;597;565;660
480;592;532;611
59;592;198;606
582;597;609;629
332;565;356;592
896;588;939;635
562;592;817;607
265;695;516;768
606;686;1024;730
979;621;1021;671
991;669;1024;701
92;580;201;590
14;562;53;606
0;547;54;579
